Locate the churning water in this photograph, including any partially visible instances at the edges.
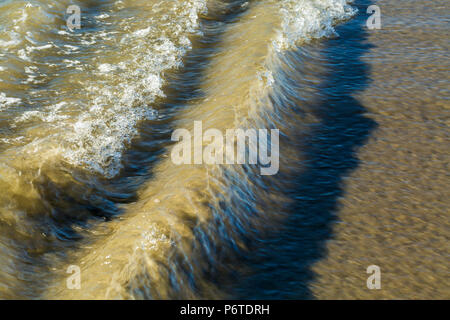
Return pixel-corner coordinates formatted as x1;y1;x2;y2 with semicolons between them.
0;0;448;299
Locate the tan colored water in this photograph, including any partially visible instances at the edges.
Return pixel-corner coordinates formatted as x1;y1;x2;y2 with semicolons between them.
0;0;448;299
310;0;450;299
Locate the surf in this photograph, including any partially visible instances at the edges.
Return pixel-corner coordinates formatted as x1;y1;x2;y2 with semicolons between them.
0;0;356;299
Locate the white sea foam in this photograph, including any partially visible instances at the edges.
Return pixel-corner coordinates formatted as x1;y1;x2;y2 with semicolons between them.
58;0;208;178
95;13;110;20
133;27;153;38
98;63;117;73
0;93;21;110
0;32;21;48
17;102;69;123
274;0;356;50
28;44;53;52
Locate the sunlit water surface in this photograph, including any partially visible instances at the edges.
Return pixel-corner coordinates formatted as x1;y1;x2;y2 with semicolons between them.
0;0;448;299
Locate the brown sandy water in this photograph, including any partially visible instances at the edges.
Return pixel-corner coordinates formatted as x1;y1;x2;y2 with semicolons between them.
0;0;448;299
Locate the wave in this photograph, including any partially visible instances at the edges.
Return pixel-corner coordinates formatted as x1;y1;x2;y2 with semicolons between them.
0;0;355;299
1;0;207;178
41;0;355;299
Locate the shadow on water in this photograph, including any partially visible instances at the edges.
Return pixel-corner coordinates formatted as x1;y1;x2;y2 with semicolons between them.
236;1;377;299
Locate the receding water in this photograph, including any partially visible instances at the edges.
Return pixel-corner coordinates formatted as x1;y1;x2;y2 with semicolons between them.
0;0;448;299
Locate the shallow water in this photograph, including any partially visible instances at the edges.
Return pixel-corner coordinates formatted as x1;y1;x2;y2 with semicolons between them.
0;0;448;299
